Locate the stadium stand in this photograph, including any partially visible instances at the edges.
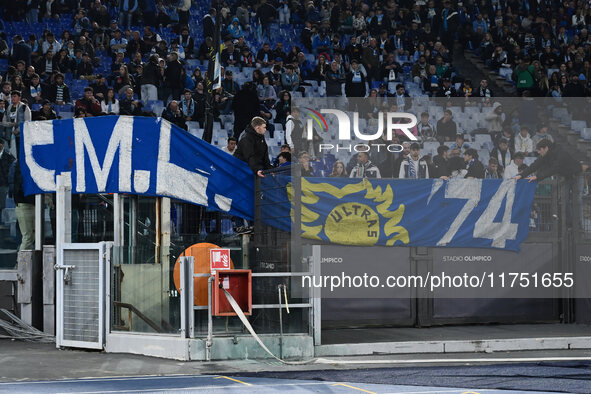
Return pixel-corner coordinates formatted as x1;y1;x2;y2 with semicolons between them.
0;0;589;179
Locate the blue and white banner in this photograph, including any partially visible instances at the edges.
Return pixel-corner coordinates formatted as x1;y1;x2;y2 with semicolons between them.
263;177;537;251
20;116;254;219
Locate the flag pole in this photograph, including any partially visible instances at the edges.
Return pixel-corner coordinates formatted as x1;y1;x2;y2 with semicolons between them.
203;2;222;144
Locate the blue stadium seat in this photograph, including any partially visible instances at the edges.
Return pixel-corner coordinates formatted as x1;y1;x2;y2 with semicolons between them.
186;59;199;70
310;161;325;176
55;104;74;113
322;154;336;172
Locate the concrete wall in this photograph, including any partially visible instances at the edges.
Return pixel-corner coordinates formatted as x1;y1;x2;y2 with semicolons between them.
189;335;314;361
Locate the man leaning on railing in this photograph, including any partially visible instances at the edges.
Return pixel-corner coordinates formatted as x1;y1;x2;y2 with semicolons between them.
514;139;589;228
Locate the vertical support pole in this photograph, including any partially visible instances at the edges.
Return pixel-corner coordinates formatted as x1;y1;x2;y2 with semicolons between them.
187;257;194;339
241;233;249;269
113;194;121;250
278;285;284;359
159;198;171;264
112;193;122;329
34;194;43;250
55;174;71;348
17;251;35;326
180;256;186;338
130;196;136;265
56;173;72;247
160;197;171;326
206;275;213;361
98;242;107;348
155;198;161;264
42;245;56;335
312;245;321;346
179;256;195;339
104;242;111;345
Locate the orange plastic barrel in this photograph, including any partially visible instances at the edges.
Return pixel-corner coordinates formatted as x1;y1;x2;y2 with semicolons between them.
173;243;234;306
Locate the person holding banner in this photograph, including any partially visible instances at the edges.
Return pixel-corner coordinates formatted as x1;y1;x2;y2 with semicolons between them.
233;116;272;178
463;148;485;179
515;140;588;183
516;140;589;228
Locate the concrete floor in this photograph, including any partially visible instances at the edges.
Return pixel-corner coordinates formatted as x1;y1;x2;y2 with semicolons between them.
1;339;591;382
2;340;591;393
0;374;553;394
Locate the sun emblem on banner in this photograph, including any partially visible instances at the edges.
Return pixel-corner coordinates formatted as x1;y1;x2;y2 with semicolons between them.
288;179;409;246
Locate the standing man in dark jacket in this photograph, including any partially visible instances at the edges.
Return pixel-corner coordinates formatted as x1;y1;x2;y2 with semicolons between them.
141;54;162;103
0;138;15;221
436;109;457;142
11;35;32;67
432;145;451;178
256;0;276;41
203;8;216;40
164;53;184;102
516;139;589;226
439;1;459;55
233;117;271;178
516;140;587;182
232;82;260;139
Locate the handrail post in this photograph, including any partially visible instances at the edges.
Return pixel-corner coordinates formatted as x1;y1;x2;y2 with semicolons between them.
206;274;213;361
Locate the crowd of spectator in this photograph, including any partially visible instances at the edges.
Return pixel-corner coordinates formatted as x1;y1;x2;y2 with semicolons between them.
0;0;589;182
468;0;591;98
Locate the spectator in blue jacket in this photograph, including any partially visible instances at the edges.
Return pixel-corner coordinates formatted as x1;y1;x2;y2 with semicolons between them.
228;18;244;39
312;29;331;57
281;65;301;94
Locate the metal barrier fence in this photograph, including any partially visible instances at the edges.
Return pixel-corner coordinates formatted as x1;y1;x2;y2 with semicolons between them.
250;170;586;329
180;164;311;356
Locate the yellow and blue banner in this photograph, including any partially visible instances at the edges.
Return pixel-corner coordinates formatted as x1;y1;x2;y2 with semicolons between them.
262;176;537;251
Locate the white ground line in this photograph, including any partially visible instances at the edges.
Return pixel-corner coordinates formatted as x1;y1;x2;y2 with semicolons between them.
59;382;331;394
0;374;215;385
315;356;591;364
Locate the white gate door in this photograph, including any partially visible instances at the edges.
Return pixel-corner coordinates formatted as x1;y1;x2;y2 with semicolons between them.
56;242;111;349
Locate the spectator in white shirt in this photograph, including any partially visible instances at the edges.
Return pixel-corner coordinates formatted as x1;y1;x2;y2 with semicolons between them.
101;88;120;115
41;32;61;55
514;126;534;155
503;151;525;179
284;107;303;150
222;137;237;155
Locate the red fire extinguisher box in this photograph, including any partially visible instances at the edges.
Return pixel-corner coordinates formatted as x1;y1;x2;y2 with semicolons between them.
212;269;252;316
